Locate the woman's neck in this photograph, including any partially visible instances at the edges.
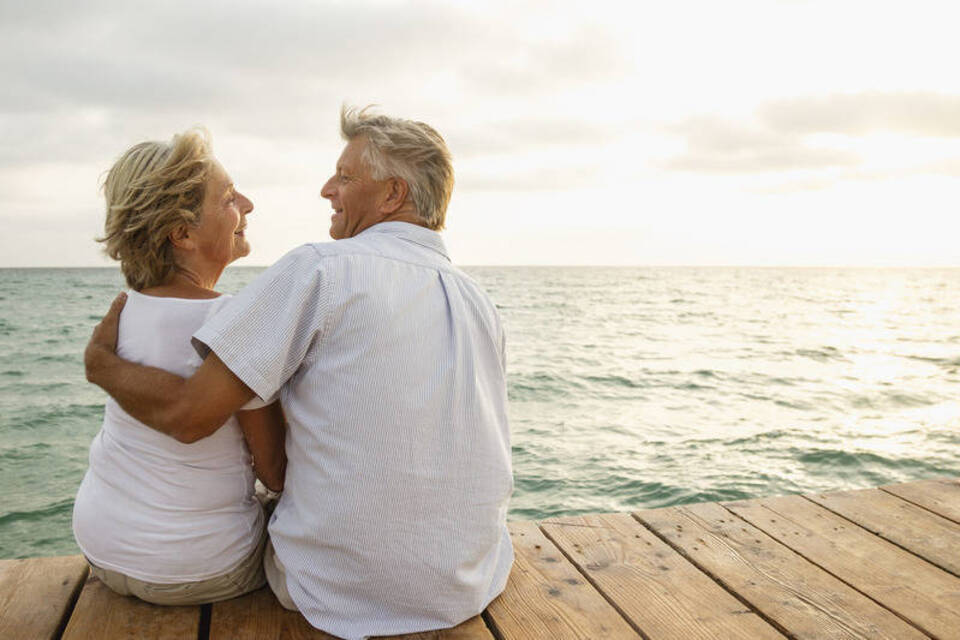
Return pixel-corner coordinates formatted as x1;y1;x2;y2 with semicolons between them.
139;269;221;299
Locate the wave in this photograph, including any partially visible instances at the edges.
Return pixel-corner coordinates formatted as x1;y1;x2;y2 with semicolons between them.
794;347;848;362
33;354;78;364
0;498;74;526
581;374;642;389
9;403;103;431
901;353;960;369
508;371;645;401
792;447;946;477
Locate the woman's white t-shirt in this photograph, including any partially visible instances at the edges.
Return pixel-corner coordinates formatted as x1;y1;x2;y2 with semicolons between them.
73;290;266;583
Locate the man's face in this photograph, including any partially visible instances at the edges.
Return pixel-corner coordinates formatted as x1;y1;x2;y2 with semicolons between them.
320;138;390;240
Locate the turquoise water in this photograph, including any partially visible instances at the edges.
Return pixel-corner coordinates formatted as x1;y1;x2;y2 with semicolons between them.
2;266;960;558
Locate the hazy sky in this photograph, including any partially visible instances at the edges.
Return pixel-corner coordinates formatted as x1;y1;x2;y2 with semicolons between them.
2;0;959;267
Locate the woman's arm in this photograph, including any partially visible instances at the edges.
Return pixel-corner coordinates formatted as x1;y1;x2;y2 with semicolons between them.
236;401;287;492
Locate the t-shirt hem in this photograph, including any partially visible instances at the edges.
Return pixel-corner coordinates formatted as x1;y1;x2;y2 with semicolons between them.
75;509;265;584
78;546;251;584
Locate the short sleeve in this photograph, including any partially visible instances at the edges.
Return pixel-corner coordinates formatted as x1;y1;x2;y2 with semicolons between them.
192;244;329;402
239;392;278;411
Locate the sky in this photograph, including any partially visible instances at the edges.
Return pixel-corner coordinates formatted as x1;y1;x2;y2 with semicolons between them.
2;0;959;267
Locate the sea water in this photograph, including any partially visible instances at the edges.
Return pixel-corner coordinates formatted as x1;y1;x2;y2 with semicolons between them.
2;266;959;558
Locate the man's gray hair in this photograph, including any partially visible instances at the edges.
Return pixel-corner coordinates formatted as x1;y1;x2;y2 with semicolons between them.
340;105;453;230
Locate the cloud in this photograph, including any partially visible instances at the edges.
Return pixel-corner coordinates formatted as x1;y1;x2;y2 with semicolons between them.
660;116;860;173
0;1;626;115
759;92;960;137
0;0;631;171
0;1;441;114
747;157;960;194
926;157;960;176
748;178;837;195
448;118;616;157
660;91;960;175
461;23;629;96
458;165;601;191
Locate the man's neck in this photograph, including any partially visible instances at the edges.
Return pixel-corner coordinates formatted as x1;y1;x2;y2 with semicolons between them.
353;211;428;237
379;208;425;228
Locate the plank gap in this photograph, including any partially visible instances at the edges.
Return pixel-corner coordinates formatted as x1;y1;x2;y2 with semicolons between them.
480;609;505;640
198;603;211;640
52;563;89;640
629;511;799;640
800;493;960;579
720;500;938;640
878;486;960;526
537;520;650;640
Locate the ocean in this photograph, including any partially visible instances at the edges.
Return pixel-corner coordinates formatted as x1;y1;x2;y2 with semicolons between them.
2;265;960;559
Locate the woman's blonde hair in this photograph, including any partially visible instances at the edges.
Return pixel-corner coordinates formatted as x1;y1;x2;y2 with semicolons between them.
98;129;213;290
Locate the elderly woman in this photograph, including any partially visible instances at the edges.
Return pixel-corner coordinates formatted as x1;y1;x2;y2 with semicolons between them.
72;130;285;605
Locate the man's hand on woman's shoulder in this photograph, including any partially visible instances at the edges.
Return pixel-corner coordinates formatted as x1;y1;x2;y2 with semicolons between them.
85;292;127;386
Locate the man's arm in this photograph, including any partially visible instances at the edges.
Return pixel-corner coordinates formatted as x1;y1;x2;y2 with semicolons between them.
85;293;256;443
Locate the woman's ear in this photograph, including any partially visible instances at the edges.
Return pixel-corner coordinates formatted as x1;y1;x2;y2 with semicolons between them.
169;224;194;251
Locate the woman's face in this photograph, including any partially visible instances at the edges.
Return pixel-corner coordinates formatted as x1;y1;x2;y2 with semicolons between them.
192;160;254;267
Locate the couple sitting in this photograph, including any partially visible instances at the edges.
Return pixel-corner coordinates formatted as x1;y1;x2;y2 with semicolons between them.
75;107;514;640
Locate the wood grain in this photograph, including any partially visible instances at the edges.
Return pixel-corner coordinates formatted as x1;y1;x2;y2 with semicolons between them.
210;585;493;639
726;494;960;639
0;554;87;640
209;586;337;639
542;513;784;640
484;520;637;639
808;487;960;577
382;615;493;640
882;476;960;524
637;501;927;639
61;573;199;639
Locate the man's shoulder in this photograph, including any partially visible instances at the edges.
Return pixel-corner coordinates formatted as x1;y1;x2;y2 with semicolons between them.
301;234;454;274
269;240;377;273
298;236;388;261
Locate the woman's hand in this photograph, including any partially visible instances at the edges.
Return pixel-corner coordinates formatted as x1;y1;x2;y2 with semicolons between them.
84;292;127;386
237;402;287;492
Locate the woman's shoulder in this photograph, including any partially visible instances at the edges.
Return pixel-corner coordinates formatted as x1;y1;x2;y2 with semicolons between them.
132;285;223;301
121;291;231;334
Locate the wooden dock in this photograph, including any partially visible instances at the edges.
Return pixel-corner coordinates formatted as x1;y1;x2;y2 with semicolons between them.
2;475;959;639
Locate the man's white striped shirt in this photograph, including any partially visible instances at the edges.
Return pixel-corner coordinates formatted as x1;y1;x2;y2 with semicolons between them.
193;222;513;639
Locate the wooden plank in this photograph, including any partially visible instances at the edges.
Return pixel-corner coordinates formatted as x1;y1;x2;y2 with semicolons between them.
808;487;960;577
726;494;960;639
637;501;928;640
541;513;784;640
209;585;493;639
882;476;960;525
209;586;336;639
382;615;493;639
61;574;200;640
483;520;637;639
0;554;88;640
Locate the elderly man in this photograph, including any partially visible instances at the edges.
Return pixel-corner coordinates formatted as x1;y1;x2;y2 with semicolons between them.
84;107;514;640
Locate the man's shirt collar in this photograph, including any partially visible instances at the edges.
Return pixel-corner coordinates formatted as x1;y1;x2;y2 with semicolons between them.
358;221;450;262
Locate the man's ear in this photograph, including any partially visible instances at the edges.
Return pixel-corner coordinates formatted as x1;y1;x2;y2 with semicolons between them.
169;224;194;251
380;178;409;214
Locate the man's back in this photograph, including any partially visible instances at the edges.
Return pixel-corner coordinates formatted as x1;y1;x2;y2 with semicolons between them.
194;222;513;639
